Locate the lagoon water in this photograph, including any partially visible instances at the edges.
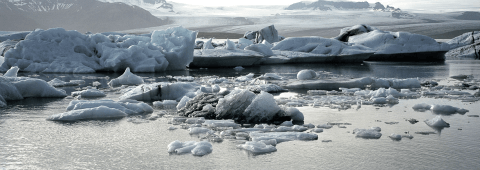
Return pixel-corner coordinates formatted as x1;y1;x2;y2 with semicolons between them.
1;60;480;169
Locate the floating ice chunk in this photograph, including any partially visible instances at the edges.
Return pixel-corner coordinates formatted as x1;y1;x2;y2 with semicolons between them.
168;126;177;130
250;132;318;143
317;124;333;129
65;100;153;115
271;125;308;132
308;90;327;95
412;103;432;111
71;89;106;98
189;127;214;135
5;77;67;98
303;123;315;128
236;73;255;82
185;117;205;124
168;141;213;156
48;78;84;87
237;141;277;154
282;107;304;122
424;116;450;127
233;66;245;71
312;128;324;133
431;105;469;115
389;133;402;140
3;66;19;77
108;67;144;87
119;82;199;101
353;128;382;139
297;69;317;80
47;106;127;121
371;97;387;104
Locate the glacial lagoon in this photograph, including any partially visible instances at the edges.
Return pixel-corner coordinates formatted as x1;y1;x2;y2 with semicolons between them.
1;60;480;169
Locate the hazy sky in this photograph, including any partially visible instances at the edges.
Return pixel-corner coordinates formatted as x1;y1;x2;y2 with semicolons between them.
169;0;480;12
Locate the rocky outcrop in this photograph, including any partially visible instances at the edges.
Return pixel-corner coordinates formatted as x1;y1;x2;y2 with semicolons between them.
177;93;221;119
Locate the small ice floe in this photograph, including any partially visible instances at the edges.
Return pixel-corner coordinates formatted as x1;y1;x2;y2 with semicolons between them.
48;78;84;87
173;76;195;82
71;89;106;98
168;141;213;156
412;103;432;112
236;73;255;82
303;123;315;128
271;125;308;132
317;124;333;129
249;132;318;143
237;141;277;154
202;120;240;128
388;133;402;141
430;105;469;115
406;118;419;124
467;115;479;117
322;140;332;142
47;106;128;121
384;122;399;125
168;126;177;130
153;100;178;110
312;128;324;133
353;128;382;139
189;127;215;135
297;69;317;80
233;66;245;71
47;99;153;121
424;116;450;127
107;67;144;87
119;82;199;101
414;131;436;135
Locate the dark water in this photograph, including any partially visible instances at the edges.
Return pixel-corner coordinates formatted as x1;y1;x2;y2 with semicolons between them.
1;61;480;169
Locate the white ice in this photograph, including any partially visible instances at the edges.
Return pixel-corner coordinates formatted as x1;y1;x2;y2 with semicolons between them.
47;106;128;121
347;26;450;54
297;69;317;80
237;141;277;154
272;37;374;56
353;128;382;139
65;99;153;116
71;89;106;98
119;82;199;101
1;27;196;73
108;67;145;87
249;131;318;143
167;141;213;156
48;78;84;87
424;116;450;127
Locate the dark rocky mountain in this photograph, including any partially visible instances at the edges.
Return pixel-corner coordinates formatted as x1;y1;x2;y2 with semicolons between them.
0;0;170;33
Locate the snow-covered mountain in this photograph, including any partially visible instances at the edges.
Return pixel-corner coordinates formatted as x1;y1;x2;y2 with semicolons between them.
0;0;170;32
99;0;174;12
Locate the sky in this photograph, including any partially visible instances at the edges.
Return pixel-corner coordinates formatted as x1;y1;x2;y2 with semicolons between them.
169;0;480;12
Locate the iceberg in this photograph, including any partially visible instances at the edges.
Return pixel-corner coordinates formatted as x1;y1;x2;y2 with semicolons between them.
353;128;382;139
341;25;450;61
297;69;317;80
1;27;196;73
271;37;374;63
65;99;153;115
108;67;144;87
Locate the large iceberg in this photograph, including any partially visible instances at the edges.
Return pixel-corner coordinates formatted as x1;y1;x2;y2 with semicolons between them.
445;31;480;60
340;25;450;61
271;37;374;63
1;27;197;73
